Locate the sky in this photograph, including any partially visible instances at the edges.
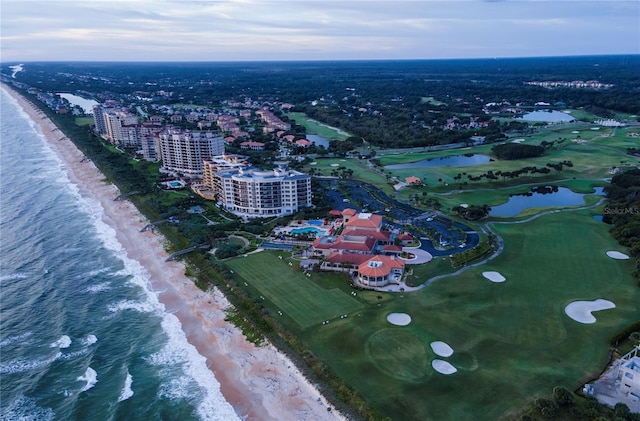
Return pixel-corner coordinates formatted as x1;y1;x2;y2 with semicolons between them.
1;0;639;62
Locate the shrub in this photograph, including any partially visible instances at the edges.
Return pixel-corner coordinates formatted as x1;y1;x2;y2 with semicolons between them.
552;386;575;406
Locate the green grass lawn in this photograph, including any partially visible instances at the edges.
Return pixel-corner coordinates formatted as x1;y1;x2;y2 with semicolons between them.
75;116;94;126
287;112;351;140
420;96;447;106
305;157;395;195
225;250;363;329
295;210;638;421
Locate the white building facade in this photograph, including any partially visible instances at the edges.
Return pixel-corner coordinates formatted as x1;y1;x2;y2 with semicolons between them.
158;129;224;178
212;167;312;218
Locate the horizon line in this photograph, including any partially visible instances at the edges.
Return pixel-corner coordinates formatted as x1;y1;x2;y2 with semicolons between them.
3;53;640;65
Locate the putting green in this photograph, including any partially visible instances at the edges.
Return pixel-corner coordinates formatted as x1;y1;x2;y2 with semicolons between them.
365;329;430;383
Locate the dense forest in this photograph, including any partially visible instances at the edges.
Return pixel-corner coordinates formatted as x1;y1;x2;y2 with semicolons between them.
3;56;639;149
604;168;640;278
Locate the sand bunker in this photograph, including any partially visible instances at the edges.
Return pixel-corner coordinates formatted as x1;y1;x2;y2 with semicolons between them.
330;163;339;167
387;313;411;326
430;341;454;357
459;203;469;208
606;251;629;260
432;359;457;375
564;299;616;324
512;138;525;143
482;271;506;283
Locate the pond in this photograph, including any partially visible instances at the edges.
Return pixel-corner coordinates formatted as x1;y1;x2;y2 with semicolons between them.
306;134;330;148
58;93;99;114
384;154;492;169
519;110;575;123
490;186;604;217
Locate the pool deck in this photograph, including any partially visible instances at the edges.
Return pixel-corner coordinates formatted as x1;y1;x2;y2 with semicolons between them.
274;220;337;236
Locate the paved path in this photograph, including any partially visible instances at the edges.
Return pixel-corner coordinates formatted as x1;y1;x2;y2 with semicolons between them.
401;246;433;265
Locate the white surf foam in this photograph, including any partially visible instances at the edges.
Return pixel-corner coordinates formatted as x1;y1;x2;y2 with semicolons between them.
50;335;72;349
108;300;156;314
0;332;33;347
82;334;98;346
85;267;114;277
0;395;54;421
0;352;62;375
118;371;134;402
59;348;91;361
0;273;30;282
85;282;111;293
148;315;241;421
77;367;98;392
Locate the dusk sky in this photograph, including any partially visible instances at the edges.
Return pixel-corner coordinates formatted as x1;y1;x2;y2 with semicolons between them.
1;0;639;62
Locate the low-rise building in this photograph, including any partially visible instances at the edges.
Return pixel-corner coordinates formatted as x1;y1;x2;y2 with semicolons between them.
357;255;405;287
618;347;640;401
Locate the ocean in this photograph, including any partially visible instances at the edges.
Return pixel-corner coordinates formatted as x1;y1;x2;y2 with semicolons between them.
0;88;240;421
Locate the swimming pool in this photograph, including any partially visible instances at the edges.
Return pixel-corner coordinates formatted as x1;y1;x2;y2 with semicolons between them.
168;181;183;188
290;227;326;236
307;219;325;226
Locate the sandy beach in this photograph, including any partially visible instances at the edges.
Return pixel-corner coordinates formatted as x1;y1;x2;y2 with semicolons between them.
2;84;345;421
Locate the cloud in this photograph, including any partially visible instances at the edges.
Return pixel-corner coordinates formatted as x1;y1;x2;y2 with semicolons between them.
0;0;638;61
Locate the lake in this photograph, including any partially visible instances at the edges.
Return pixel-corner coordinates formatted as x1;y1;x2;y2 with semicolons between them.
57;93;99;114
306;134;330;148
384;154;491;169
490;186;604;217
519;110;575;123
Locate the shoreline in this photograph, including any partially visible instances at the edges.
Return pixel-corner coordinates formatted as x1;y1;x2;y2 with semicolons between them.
2;84;345;421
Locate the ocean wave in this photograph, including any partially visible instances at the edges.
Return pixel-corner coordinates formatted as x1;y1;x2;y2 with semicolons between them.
61;247;85;254
118;371;134;402
58;348;91;361
81;267;115;278
0;273;29;282
0;352;62;375
158;376;194;401
77;367;98;392
108;300;156;314
0;395;54;421
0;332;33;347
149;314;240;421
82;334;98;346
84;282;111;293
50;335;72;349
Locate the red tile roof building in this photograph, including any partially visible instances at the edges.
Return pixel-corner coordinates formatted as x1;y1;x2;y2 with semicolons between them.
357;256;405;287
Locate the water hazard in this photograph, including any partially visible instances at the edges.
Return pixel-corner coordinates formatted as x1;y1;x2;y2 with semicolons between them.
490;186;604;217
384;154;492;169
